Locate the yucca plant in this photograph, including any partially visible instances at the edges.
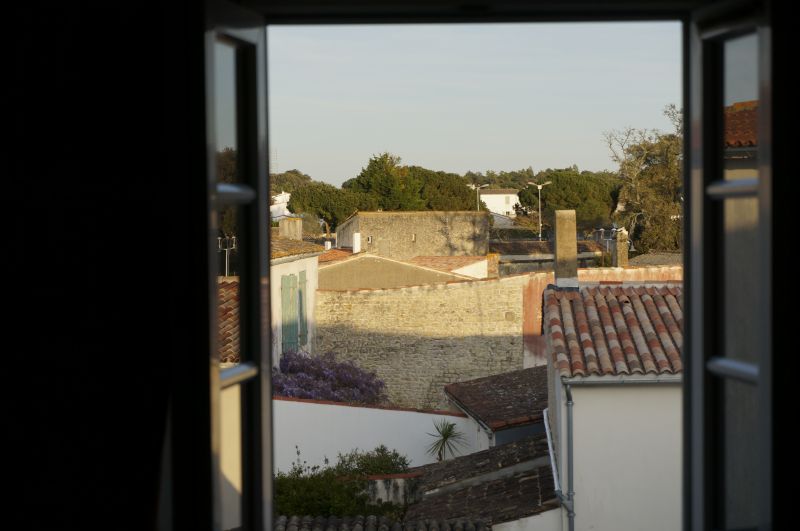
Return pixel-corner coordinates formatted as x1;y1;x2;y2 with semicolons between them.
426;418;466;462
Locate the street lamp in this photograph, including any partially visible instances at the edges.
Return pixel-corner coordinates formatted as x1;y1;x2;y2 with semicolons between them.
471;183;489;211
527;181;552;241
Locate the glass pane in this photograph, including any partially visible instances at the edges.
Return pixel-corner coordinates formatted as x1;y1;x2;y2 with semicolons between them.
215;39;239;180
218;204;246;366
723;33;758;181
722;33;759;364
220;384;243;530
723;378;758;528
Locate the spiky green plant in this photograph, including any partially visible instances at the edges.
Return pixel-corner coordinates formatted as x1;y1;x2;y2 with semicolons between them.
426;418;466;462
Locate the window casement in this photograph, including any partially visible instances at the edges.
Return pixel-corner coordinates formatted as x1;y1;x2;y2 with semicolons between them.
686;2;772;529
184;2;777;531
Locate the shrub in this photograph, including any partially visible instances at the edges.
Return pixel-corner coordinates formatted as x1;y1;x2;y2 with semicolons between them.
272;351;388;404
274;445;408;518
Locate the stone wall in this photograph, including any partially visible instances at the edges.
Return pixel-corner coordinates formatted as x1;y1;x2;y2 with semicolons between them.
319;255;464;290
316;265;683;409
316;275;533;409
337;211;489;261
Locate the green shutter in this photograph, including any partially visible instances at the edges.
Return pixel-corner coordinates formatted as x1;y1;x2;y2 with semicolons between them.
298;270;308;347
281;274;299;353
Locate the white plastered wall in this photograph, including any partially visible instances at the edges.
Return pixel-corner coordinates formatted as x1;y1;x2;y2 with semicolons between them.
270;255;319;366
555;383;682;531
273;398;482;472
452;259;489;279
493;509;562;531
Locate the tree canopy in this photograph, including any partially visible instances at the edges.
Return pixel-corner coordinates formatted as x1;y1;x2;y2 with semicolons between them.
270;169;313;195
605;104;683;252
515;167;619;234
288;181;378;233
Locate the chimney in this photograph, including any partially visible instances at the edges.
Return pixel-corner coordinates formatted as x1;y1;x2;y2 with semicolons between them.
352;232;361;254
554;210;579;288
612;228;629;267
279;217;303;240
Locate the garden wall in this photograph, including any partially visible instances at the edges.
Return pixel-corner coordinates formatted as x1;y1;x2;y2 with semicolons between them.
272;397;480;472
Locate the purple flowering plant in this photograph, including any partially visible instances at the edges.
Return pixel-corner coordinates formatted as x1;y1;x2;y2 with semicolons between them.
272;351;388;405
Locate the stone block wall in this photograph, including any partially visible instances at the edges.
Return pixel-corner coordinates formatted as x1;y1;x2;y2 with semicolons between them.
337;211;489;261
316;275;532;409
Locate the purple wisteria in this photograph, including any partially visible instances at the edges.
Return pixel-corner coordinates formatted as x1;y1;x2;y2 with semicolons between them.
272;351;388;404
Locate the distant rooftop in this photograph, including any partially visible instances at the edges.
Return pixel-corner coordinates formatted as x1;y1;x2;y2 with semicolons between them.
407;255;486;273
274;515;489;531
271;236;324;260
724;100;758;148
404;434;556;525
318;247;354;264
444;366;548;430
629;251;683;266
490;240;603;255
544;284;683;378
479;188;519;195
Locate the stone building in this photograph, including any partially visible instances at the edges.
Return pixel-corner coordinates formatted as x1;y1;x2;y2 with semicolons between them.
335;211;489;261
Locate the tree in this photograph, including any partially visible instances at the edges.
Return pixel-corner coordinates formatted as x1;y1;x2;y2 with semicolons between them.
288;182;377;234
410;166;476;211
425;418;466;462
216;148;239;237
343;153;426;211
270;169;313;195
275;444;408;518
516;167;618;234
604;104;683;252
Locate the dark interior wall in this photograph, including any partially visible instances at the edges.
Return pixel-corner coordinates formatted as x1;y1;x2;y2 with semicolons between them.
10;3;204;529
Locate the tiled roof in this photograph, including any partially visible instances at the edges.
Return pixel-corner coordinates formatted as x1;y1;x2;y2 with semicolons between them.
405;435;556;525
407;256;486;273
319;248;354;263
444;366;548;430
273;515;489;531
271;236;324;260
724;100;758;147
479;189;519;195
490;240;603;255
629;252;683;266
218;277;240;364
544;284;683;378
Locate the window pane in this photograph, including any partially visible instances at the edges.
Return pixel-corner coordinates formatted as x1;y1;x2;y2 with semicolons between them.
221;384;243;530
720;32;760;530
722;33;759;364
723;378;758;528
218;205;246;365
723;33;758;182
215;40;238;171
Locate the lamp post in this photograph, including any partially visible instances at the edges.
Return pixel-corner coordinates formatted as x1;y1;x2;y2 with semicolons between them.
471;183;489;211
528;181;552;241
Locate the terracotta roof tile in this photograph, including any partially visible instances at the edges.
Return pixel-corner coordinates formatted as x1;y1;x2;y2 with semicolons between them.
271;236;324;260
406;435;556;525
724;100;758;148
444;367;548;430
544;284;683;378
408;256;486;273
273;515;488;531
318;248;354;263
218;277;240;364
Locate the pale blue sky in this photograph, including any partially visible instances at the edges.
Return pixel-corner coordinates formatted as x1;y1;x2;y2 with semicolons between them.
264;22;681;186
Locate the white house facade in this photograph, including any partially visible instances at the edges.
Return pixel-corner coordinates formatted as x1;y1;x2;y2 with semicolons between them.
269;237;323;365
479;188;520;218
544;283;684;531
270;190;292;220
